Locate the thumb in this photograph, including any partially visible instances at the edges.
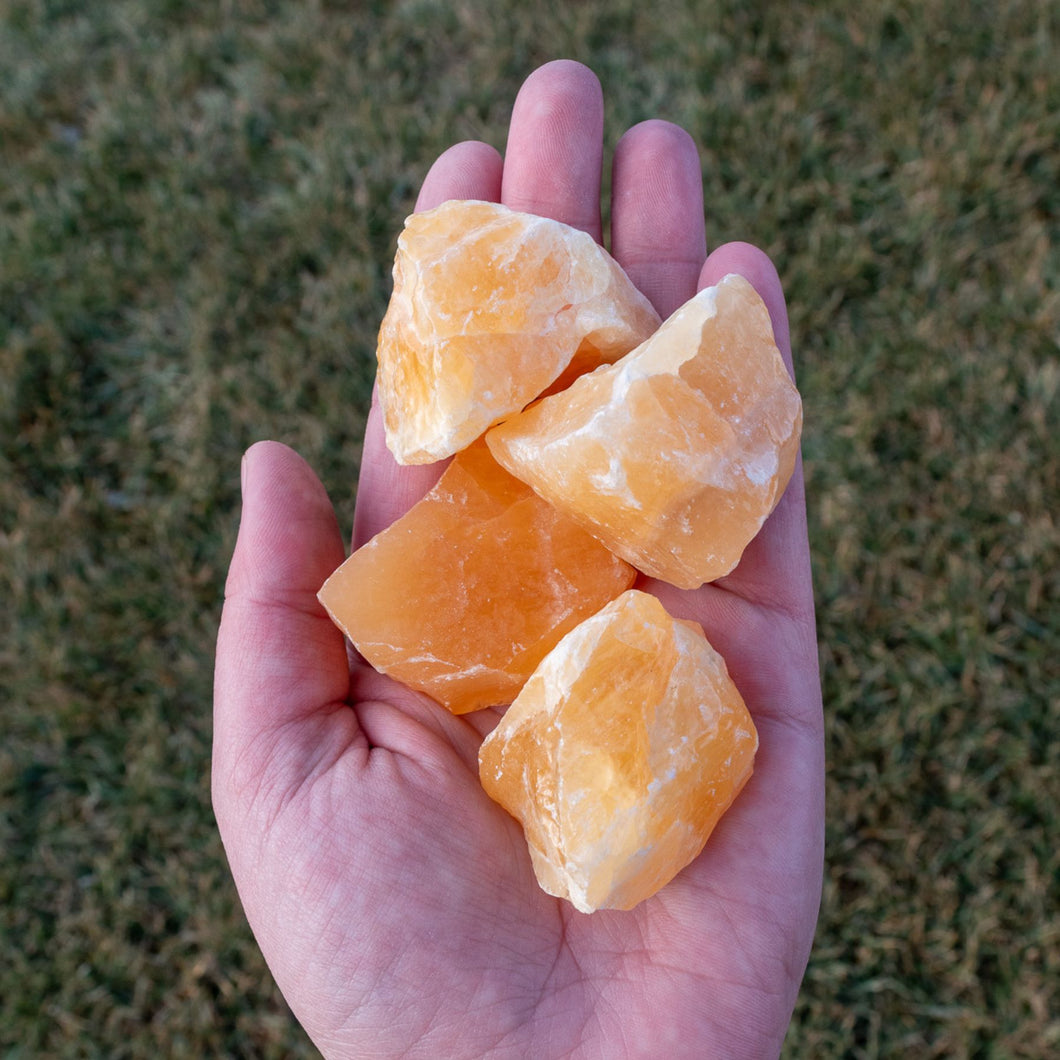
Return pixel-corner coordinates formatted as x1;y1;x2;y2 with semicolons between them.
212;441;351;829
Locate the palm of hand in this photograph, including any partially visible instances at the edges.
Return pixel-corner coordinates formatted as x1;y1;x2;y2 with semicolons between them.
214;62;823;1060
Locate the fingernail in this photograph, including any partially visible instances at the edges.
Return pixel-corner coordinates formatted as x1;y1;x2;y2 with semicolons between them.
240;452;249;497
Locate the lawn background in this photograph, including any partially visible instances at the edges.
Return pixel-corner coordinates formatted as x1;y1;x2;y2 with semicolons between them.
2;0;1057;1056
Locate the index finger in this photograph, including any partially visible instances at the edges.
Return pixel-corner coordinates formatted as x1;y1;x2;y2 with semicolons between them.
352;141;504;549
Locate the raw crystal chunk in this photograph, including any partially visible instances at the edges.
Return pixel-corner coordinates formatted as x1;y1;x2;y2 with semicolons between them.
486;273;802;589
377;200;660;465
317;442;636;714
479;590;758;913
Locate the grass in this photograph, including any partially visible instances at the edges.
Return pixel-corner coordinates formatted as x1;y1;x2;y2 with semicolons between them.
1;0;1057;1056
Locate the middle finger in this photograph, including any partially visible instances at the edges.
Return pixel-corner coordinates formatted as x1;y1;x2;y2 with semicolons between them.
500;60;604;241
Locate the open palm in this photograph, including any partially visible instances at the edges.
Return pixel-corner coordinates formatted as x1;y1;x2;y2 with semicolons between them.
213;61;824;1059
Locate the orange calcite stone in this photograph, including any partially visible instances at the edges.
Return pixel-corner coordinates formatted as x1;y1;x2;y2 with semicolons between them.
377;200;660;465
317;442;636;714
486;274;803;589
479;590;758;913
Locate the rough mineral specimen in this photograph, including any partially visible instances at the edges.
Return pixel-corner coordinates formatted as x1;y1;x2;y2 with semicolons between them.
318;204;787;911
478;590;758;913
317;441;636;714
376;200;660;465
486;273;802;588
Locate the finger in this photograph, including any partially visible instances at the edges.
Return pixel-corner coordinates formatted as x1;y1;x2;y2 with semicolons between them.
353;398;450;548
700;241;793;377
416;139;503;211
610;119;707;319
501;59;604;239
698;242;813;622
643;246;820;783
213;441;355;801
353;143;504;548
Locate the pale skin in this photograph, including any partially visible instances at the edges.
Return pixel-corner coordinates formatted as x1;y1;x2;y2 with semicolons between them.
213;60;824;1060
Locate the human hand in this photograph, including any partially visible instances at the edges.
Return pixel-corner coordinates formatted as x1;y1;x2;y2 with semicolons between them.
213;60;824;1059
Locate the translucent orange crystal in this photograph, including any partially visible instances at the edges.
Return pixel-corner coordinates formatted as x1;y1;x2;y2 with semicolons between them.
377;199;660;465
486;274;803;589
317;442;636;714
479;590;758;913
